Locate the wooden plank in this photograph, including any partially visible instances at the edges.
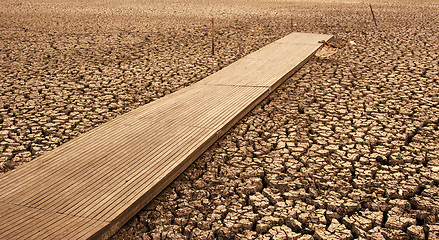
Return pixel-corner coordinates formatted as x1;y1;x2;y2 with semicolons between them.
199;33;331;87
0;202;106;240
13;86;264;214
0;32;332;239
25;123;178;208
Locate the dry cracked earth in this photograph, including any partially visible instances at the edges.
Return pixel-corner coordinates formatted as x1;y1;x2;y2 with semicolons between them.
1;0;439;239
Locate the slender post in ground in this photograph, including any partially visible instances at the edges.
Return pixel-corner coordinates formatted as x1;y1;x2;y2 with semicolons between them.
291;17;294;32
238;41;242;59
211;18;215;55
369;3;377;27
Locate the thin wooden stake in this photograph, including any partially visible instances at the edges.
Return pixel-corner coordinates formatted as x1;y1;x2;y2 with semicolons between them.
290;17;293;32
238;41;241;59
369;3;377;27
211;18;215;55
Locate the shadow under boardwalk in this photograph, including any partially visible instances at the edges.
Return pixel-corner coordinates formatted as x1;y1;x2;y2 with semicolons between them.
0;32;332;239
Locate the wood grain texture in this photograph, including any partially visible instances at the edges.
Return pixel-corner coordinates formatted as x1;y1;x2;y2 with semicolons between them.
0;32;332;239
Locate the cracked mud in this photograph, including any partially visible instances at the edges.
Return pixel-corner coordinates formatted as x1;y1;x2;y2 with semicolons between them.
1;0;438;239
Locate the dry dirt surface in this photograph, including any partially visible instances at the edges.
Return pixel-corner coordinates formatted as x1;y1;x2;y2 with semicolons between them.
1;0;439;239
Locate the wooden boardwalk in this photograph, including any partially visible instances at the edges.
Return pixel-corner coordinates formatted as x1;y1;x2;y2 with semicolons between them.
0;32;332;239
